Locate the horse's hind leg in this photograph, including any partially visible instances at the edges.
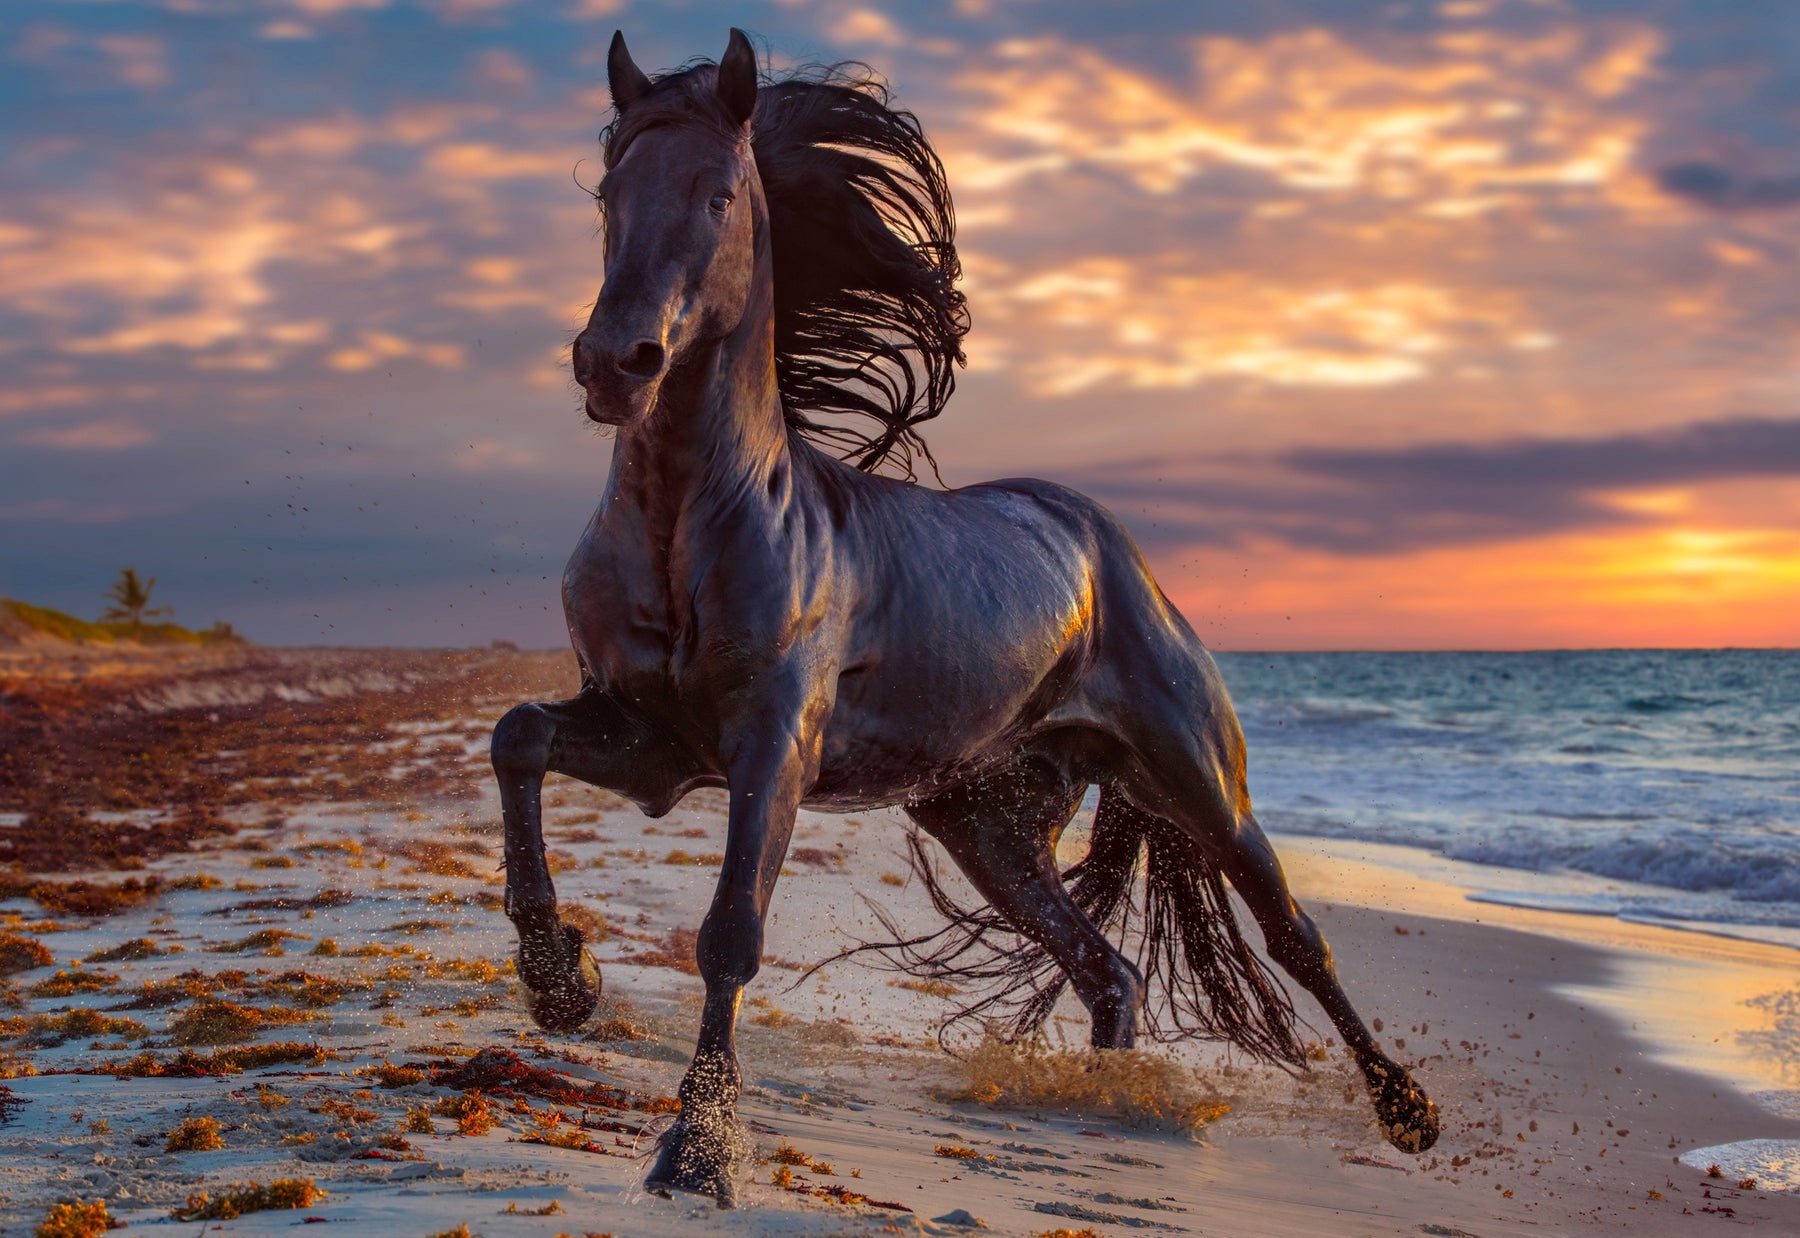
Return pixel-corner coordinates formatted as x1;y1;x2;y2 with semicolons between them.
1112;655;1438;1150
491;682;656;1032
908;764;1144;1048
1205;807;1439;1152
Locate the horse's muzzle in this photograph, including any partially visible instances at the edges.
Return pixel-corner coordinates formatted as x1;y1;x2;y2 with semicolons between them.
575;332;664;425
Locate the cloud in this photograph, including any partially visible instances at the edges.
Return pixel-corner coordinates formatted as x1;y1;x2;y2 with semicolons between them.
96;35;170;89
1655;160;1800;212
424;142;571;181
17;417;155;451
976;257;1541;394
940;24;1660;207
829;9;908;48
1073;416;1800;556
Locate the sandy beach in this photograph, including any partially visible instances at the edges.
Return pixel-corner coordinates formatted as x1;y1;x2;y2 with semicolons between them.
2;649;1797;1236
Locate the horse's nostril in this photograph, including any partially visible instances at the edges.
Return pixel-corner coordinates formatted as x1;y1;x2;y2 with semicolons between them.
571;337;597;386
616;340;665;380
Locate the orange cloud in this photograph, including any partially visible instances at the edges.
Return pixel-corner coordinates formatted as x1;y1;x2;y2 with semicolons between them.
944;24;1660;209
978;258;1536;395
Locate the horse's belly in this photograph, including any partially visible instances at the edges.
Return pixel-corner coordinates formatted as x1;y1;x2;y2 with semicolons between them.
803;669;1067;811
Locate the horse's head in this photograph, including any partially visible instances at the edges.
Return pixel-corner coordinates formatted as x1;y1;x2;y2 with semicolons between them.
574;30;761;428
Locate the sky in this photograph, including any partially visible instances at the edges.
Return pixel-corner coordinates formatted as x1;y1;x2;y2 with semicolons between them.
3;0;1798;650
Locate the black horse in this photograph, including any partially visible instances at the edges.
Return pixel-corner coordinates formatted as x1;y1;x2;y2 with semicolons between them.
492;29;1439;1206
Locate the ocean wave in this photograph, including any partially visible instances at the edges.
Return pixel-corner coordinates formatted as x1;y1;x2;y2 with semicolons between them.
1624;692;1715;713
1443;834;1800;903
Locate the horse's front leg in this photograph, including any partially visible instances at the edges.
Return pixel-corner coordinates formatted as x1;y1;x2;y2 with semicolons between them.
492;684;652;1032
646;704;814;1208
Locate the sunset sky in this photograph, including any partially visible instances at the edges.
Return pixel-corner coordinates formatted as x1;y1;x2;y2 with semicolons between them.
4;0;1798;649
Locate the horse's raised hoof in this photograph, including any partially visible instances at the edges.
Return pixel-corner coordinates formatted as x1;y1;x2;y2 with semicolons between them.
517;923;601;1034
1366;1057;1439;1154
644;1108;751;1208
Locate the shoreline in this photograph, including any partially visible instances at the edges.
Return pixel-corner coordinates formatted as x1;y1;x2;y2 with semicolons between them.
1273;833;1800;1106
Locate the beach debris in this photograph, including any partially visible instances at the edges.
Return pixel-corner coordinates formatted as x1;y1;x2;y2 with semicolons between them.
0;1083;26;1123
768;1140;833;1173
748;1003;795;1028
516;1106;611;1153
0;934;54;975
932;1209;988;1228
892;978;960;998
435;1090;497;1135
166;1115;226;1152
0;876;171;917
29;968;120;998
205;929;310;954
172;1178;325;1221
34;1199;114;1238
168;997;321;1044
108;1041;329;1076
1344;1152;1410;1172
85;937;177;963
364;1060;424;1087
310;1095;378;1124
2;1008;148;1047
618;927;701;974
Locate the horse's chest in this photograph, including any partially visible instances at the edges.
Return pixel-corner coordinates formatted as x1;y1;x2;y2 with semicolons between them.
562;527;772;721
562;536;681;697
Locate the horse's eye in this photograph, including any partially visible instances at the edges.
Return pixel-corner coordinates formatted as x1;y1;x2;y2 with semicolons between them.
709;193;733;213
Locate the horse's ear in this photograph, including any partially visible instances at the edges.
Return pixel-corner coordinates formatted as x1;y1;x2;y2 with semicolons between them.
716;28;757;128
608;30;651;111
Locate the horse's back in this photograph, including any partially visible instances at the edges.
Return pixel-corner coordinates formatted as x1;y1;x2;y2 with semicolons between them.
963;474;1249;794
809;467;1237;802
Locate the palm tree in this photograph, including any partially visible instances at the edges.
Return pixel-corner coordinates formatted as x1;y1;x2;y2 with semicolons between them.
102;567;172;641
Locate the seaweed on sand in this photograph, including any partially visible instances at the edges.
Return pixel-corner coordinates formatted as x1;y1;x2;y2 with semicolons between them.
167;999;321;1045
109;1041;331;1077
29;968;120;998
0;934;54;975
172;1178;324;1221
84;937;177;963
429;1046;676;1115
34;1199;114;1238
0;875;166;917
166;1115;225;1151
0;1008;148;1047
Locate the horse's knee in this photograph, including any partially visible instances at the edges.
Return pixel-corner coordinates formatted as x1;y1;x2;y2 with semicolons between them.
492;702;556;776
696;900;763;990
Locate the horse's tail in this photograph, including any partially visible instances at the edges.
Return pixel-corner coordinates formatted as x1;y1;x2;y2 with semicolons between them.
1088;789;1307;1066
849;787;1307;1068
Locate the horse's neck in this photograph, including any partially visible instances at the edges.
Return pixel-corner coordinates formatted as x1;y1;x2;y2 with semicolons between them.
602;306;788;541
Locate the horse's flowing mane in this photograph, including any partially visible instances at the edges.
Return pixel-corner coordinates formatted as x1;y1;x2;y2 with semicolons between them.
602;61;969;481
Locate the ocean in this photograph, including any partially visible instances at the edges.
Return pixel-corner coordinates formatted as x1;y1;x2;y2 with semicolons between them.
1208;649;1800;952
